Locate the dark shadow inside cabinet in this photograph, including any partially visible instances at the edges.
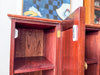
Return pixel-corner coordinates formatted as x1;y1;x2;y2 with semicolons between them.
85;30;99;75
14;22;56;75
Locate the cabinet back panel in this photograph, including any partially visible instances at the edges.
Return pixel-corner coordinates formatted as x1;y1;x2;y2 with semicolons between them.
85;31;98;59
15;29;43;57
85;64;98;75
42;70;54;75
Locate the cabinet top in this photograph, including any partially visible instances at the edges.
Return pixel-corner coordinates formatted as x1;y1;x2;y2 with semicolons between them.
8;14;62;24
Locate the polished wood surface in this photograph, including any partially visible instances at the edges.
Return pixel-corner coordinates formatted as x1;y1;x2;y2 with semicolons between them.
15;71;42;75
85;30;100;75
84;0;94;24
62;28;73;75
9;7;100;75
61;7;85;75
15;29;43;57
15;22;56;29
10;19;16;75
9;15;60;75
86;58;98;64
60;20;74;30
85;64;98;75
43;27;57;75
85;31;98;60
43;27;56;64
55;25;62;75
14;57;54;74
8;14;61;24
86;24;100;30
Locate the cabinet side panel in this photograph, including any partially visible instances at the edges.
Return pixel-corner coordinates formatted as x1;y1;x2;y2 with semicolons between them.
43;27;56;64
15;29;43;57
61;7;85;75
10;19;16;75
62;28;75;75
43;27;56;75
98;31;100;75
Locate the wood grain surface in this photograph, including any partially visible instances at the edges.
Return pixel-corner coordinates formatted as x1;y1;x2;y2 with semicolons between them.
15;29;43;57
9;14;60;75
61;7;85;75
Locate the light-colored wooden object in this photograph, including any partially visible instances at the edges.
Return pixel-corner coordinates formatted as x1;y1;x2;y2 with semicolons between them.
83;0;94;24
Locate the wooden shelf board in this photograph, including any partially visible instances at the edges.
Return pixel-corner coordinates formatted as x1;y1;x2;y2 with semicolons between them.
86;24;100;30
85;58;98;64
94;6;100;11
14;57;54;74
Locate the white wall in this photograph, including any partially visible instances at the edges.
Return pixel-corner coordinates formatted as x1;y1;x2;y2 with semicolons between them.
0;0;22;75
71;0;83;13
0;0;83;75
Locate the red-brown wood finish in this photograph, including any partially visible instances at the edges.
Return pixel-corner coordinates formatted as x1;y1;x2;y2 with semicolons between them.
10;19;16;75
86;24;100;31
8;14;61;23
61;7;85;75
8;14;61;75
61;20;74;30
14;57;54;74
9;7;97;75
85;58;98;64
56;24;62;75
61;28;73;75
43;27;57;75
85;30;100;75
15;71;42;75
15;29;44;57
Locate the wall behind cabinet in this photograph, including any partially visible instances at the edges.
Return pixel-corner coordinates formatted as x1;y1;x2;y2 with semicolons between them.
0;0;22;75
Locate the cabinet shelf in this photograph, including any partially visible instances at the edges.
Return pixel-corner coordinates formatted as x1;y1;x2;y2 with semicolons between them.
85;58;98;65
86;24;100;31
95;6;100;11
14;57;54;74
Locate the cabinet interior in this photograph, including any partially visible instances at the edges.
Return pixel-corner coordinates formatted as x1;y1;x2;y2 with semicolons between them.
85;30;98;75
14;22;56;75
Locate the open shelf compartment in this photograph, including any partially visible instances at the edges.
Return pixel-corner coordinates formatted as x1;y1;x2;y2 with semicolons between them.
85;29;99;75
13;20;57;75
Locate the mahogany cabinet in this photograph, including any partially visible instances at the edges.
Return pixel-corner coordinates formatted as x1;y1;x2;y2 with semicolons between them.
61;7;85;75
8;7;100;75
61;7;100;75
8;14;62;75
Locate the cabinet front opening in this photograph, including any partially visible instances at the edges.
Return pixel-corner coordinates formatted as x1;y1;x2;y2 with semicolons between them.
14;23;56;75
85;31;98;75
